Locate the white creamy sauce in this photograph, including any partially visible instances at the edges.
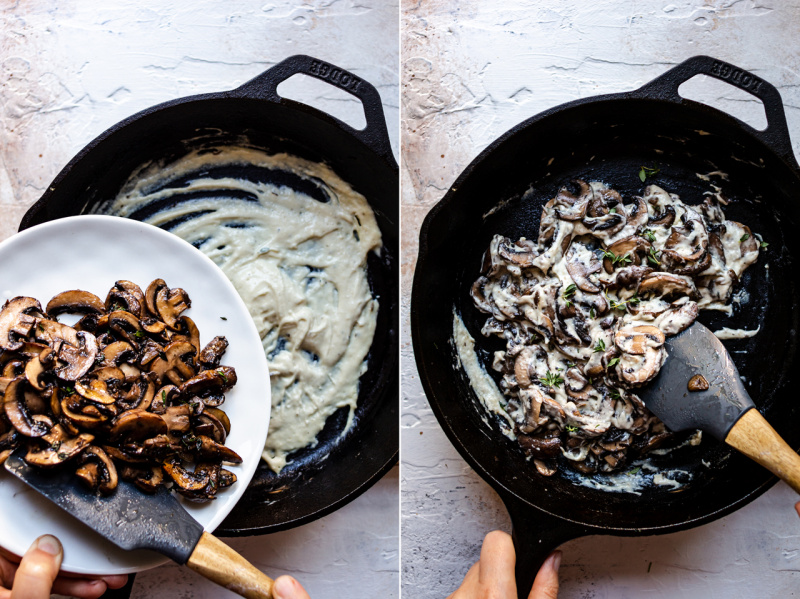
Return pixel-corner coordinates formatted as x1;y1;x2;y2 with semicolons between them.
471;180;761;480
95;147;382;473
714;326;761;340
452;311;516;438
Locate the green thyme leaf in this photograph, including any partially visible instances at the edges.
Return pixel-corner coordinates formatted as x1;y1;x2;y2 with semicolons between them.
539;371;564;388
628;466;641;476
639;164;660;181
593;339;606;353
608;357;621;368
216;369;228;384
642;229;657;243
740;233;750;242
646;247;660;266
565;425;578;432
760;241;769;249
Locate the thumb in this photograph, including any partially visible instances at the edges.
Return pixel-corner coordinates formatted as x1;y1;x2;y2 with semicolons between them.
11;535;62;599
528;551;561;599
273;575;311;599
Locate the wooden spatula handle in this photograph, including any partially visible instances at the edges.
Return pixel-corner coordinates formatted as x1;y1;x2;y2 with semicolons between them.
725;408;800;494
186;532;275;599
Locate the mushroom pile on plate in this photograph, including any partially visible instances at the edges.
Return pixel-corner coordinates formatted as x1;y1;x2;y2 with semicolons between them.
471;181;760;476
0;279;241;502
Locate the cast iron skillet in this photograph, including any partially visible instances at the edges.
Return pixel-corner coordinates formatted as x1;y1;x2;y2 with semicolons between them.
20;55;399;537
412;55;800;597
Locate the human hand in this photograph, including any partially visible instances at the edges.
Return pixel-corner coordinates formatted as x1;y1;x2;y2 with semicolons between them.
448;531;560;599
0;535;128;599
273;574;312;599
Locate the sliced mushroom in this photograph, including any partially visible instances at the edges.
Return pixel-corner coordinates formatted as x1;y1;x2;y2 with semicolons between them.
178;366;237;397
198;336;229;369
148;341;196;386
106;280;145;318
552;180;592;221
46;290;105;316
0;297;43;351
602;236;651;273
4;377;51;437
144;279;168;317
195;435;243;464
162;405;192;434
638;273;697;299
614;326;665;355
25;425;93;468
565;239;602;293
518;432;562;458
75;446;118;494
110;409;168;441
617;347;664;385
156;286;191;330
108;311;144;347
55;332;99;381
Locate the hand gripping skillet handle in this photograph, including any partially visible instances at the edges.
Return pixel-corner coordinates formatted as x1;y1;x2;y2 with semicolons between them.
634;55;799;169
502;493;591;599
185;532;275;599
230;54;395;165
726;408;800;494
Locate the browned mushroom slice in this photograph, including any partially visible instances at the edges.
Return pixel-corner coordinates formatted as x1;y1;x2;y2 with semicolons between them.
533;459;557;476
656;301;699;336
178;366;237;397
46;290;105;317
518;432;562;458
75;378;118;405
552;180;592;221
60;394;114;430
638;273;697;299
120;465;165;493
162;457;212;492
55;331;99;382
108;311;144;347
110;409;169;441
218;468;237;489
614;326;665;355
198;336;229;370
564;367;591;400
2;359;24;379
140;316;166;335
25;425;93;468
0;429;20;465
102;445;149;464
100;340;136;366
617;347;664;385
649;204;676;227
602;236;651;273
75;446;118;494
626;196;650;230
0;297;43;351
24;356;48;391
195;435;243;464
565;239;602;293
118;375;156;411
162;405;192;434
156;286;192;330
144;279;168;317
194;410;229;443
176;462;224;503
148;341;196;386
4;377;51;437
177;316;201;355
106;281;145;318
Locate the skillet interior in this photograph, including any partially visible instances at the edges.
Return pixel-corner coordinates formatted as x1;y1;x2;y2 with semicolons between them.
21;94;399;534
413;94;800;532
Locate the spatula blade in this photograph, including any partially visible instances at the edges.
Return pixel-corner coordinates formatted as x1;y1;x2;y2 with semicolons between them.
638;321;755;441
4;451;203;564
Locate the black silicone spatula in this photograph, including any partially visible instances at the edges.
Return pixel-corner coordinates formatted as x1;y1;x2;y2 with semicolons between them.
638;321;800;493
4;451;275;598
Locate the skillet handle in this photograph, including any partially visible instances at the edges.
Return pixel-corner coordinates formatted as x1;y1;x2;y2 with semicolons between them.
230;55;395;165
635;55;798;168
502;493;590;599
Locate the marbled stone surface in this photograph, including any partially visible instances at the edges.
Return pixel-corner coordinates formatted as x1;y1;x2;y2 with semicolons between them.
1;2;399;598
401;1;800;598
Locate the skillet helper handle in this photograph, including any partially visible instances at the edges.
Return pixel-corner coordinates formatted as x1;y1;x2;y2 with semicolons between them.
636;55;798;167
726;408;800;494
503;495;589;599
231;55;394;164
186;532;275;599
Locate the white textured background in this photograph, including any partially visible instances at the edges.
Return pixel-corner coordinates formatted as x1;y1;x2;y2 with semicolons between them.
0;2;398;598
401;1;800;598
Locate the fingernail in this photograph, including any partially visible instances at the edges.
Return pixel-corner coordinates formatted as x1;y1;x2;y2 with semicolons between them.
548;550;562;572
273;576;299;599
34;534;62;557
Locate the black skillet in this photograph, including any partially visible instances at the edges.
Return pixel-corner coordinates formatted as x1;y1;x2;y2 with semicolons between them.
20;55;399;538
411;55;800;597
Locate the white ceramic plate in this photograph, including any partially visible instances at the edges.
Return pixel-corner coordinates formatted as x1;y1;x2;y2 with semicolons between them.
0;215;270;575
